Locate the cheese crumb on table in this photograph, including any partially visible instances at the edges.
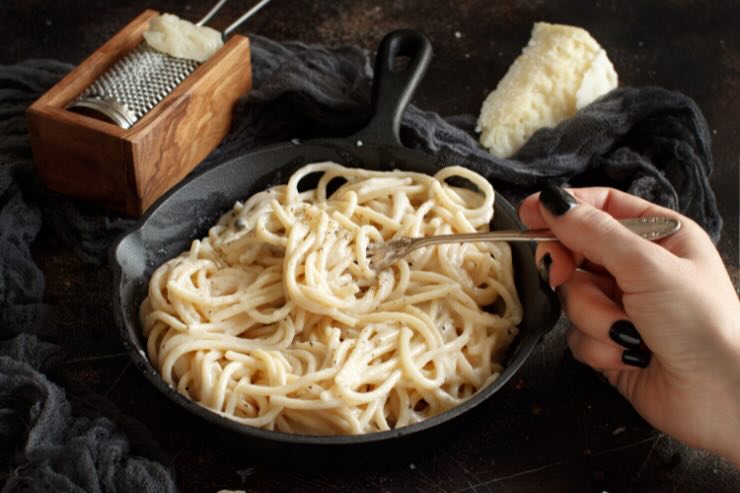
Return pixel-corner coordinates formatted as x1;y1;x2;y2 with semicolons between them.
476;22;618;158
143;14;224;63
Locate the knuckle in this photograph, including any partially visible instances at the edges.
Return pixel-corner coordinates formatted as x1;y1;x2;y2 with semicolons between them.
577;207;617;235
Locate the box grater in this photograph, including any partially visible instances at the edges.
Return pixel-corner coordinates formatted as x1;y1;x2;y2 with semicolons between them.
67;0;270;129
28;8;254;216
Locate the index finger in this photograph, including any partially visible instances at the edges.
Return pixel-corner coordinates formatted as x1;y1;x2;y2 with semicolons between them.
517;186;709;260
518;187;671;226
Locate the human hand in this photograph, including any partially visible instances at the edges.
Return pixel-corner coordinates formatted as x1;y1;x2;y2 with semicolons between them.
517;184;740;465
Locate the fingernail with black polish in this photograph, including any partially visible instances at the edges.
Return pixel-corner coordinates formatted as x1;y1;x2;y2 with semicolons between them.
609;320;643;349
622;349;651;368
539;182;577;216
537;253;552;285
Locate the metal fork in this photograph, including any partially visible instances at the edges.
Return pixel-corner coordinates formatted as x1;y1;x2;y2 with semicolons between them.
368;216;681;270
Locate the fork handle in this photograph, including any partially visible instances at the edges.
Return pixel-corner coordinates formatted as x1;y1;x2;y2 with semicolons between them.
410;216;681;250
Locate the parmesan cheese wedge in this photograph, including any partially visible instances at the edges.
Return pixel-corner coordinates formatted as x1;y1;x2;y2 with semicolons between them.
477;22;618;158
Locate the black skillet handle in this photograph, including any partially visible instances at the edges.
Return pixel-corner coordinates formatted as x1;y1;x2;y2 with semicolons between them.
352;30;433;147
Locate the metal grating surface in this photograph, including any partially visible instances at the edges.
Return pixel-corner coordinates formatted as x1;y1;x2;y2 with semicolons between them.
72;44;200;127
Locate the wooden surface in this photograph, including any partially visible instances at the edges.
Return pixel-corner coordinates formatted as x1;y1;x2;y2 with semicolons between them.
27;9;252;216
3;1;739;492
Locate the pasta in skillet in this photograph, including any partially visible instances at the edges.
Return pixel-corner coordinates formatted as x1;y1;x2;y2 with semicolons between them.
140;162;522;435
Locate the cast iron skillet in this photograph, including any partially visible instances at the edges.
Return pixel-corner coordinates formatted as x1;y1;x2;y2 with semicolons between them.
112;30;560;459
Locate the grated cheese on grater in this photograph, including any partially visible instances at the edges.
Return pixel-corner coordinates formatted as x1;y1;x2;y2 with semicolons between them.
143;14;224;63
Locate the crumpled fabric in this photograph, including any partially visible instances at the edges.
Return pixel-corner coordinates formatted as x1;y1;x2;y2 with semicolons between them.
0;33;723;493
0;60;175;492
0;337;176;493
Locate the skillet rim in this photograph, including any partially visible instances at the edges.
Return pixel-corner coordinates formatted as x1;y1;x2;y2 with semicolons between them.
110;138;561;446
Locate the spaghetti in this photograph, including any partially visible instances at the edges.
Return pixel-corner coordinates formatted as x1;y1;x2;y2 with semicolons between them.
140;162;522;435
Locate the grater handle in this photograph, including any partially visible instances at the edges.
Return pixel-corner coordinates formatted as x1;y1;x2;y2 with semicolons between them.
197;0;230;27
223;0;272;37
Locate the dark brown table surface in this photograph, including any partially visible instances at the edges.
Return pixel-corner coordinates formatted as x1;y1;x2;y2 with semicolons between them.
2;1;738;492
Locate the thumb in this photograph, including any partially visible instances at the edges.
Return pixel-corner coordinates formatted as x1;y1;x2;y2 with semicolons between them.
537;183;675;288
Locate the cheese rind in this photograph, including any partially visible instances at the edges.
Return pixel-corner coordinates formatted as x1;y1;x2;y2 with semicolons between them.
143;14;224;63
477;22;618;158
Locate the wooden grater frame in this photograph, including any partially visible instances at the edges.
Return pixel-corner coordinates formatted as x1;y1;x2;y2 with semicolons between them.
27;10;252;216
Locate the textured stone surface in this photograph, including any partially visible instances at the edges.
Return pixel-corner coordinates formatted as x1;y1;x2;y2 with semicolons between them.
4;1;739;491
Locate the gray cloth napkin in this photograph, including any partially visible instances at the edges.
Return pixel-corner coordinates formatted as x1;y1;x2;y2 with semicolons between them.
0;34;723;492
0;61;177;493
